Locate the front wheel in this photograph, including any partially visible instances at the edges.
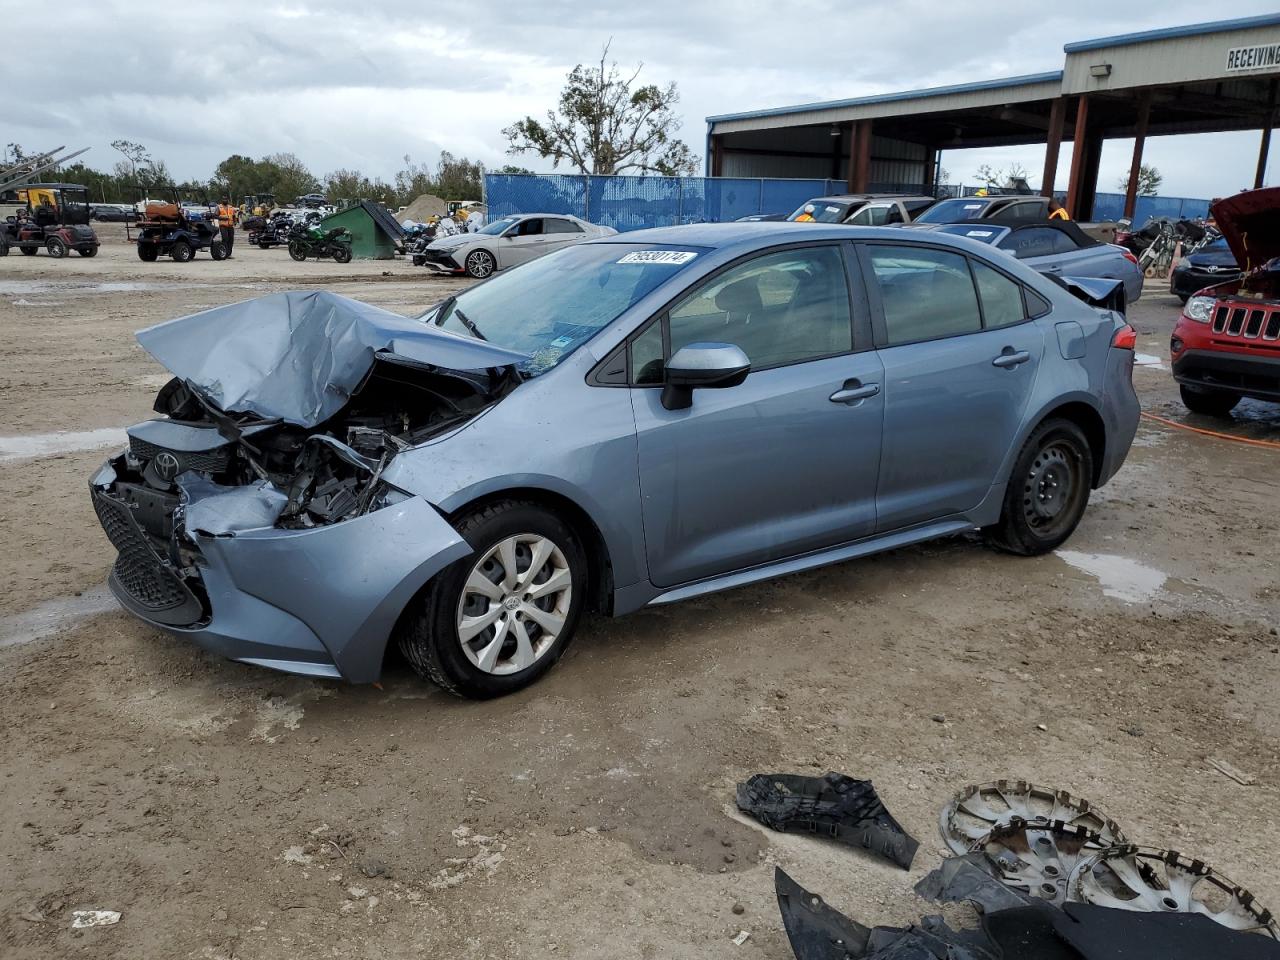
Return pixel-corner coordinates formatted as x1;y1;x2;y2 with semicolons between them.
46;236;68;258
209;241;227;261
332;245;352;264
983;418;1093;556
399;500;586;699
170;239;193;263
78;245;98;258
288;240;307;262
1180;384;1240;417
464;248;496;278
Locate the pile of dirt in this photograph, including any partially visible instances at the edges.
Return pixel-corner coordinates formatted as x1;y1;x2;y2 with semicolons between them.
397;194;447;223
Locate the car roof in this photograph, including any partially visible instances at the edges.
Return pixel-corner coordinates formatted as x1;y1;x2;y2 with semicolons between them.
807;193;933;203
593;221;1002;254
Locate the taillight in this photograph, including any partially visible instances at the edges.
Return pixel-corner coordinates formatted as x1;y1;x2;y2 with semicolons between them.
1121;249;1138;265
1112;324;1137;350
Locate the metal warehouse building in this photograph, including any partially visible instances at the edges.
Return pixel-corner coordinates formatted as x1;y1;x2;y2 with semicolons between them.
706;14;1280;219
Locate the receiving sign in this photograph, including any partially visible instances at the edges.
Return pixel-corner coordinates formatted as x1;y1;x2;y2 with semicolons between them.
1225;42;1280;72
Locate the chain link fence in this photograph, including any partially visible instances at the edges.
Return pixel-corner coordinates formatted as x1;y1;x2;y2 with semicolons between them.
483;174;1209;231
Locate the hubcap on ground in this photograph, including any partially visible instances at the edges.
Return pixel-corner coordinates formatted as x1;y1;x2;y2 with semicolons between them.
1022;443;1079;532
455;534;572;675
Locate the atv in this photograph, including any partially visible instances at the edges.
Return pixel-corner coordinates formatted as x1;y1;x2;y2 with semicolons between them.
128;187;225;262
0;183;99;258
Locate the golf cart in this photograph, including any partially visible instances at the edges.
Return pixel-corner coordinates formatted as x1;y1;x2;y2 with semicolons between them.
128;187;225;262
0;183;100;258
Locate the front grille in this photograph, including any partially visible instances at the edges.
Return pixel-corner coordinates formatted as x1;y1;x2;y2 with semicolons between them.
128;435;230;473
1212;301;1280;341
92;487;203;622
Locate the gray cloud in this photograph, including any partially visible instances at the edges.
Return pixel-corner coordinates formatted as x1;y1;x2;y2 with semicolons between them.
4;0;1276;197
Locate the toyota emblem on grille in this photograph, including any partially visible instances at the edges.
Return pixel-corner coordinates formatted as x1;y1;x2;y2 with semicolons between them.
153;451;181;481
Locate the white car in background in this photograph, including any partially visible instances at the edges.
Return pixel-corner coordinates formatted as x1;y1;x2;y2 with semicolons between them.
419;213;616;278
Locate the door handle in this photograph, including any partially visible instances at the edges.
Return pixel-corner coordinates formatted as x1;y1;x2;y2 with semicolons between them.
830;380;880;404
992;349;1031;368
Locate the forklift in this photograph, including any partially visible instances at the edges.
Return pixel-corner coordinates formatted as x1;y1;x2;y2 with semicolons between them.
0;183;100;258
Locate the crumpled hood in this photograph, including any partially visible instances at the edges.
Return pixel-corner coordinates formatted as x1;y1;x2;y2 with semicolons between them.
1210;187;1280;272
135;290;528;427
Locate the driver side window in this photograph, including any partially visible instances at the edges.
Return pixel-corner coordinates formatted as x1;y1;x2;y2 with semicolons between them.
630;246;853;380
513;218;543;237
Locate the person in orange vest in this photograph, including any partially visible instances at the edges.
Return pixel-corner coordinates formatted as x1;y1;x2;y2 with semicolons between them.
1048;198;1071;221
794;203;816;222
216;197;239;258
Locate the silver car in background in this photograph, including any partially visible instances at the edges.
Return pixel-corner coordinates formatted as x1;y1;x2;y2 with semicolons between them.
419;213;616;278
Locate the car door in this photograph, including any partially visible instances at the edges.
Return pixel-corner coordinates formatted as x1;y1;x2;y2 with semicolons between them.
858;242;1045;531
498;217;546;268
629;243;885;588
541;217;586;254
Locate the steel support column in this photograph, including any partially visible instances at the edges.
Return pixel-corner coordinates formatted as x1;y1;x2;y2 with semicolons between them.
1064;95;1091;218
848;119;872;193
1124;92;1152;220
1257;79;1277;189
710;134;724;178
1041;97;1066;198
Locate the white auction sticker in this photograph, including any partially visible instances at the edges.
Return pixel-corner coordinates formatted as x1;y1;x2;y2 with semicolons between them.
617;250;698;265
965;230;994;238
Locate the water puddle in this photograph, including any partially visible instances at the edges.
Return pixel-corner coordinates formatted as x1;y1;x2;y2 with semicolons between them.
0;586;116;649
0;427;125;463
1056;550;1167;603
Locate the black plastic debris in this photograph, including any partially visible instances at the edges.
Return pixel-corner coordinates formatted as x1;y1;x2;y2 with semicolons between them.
1052;902;1280;960
737;773;919;870
914;852;1037;914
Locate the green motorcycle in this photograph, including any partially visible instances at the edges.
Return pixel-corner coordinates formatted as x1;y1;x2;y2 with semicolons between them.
287;223;353;263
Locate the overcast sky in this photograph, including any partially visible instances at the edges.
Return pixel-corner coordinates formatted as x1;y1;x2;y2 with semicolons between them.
6;1;1278;199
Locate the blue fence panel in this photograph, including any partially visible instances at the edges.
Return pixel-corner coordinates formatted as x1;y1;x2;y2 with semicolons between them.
701;177;760;223
484;174;586;221
587;175;683;231
759;179;830;217
1090;191;1211;226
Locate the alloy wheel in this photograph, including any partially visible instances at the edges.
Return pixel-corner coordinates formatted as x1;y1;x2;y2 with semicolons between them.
455;534;572;675
466;250;495;278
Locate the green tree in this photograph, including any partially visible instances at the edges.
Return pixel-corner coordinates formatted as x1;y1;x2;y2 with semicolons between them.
1118;163;1162;196
503;42;697;176
495;164;535;175
433;151;485;200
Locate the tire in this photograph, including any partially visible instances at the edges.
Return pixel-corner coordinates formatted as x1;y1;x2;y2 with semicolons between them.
46;236;68;258
398;500;586;699
0;239;8;257
137;242;158;262
332;245;352;264
209;241;227;261
983;418;1093;556
78;245;98;258
170;239;193;263
288;240;307;262
464;248;496;279
1179;384;1240;417
411;255;425;267
20;246;36;256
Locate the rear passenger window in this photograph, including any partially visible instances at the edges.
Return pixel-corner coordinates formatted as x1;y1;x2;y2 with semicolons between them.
972;261;1026;328
866;246;982;345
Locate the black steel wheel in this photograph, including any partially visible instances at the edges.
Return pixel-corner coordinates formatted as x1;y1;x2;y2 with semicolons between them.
1179;384;1239;417
984;418;1092;556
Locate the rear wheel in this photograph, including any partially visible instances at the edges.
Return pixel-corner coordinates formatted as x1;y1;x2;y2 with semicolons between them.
288;240;307;262
983;418;1093;556
332;245;352;264
399;500;586;699
170;239;193;262
1179;384;1240;417
209;241;227;261
465;249;496;278
78;245;98;258
137;242;158;262
19;246;36;256
0;238;8;257
46;236;67;258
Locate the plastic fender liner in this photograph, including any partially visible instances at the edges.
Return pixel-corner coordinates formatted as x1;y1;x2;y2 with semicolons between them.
737;772;919;870
194;497;470;682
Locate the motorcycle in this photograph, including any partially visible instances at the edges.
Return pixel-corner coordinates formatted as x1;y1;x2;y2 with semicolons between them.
403;222;438;266
287;223;353;263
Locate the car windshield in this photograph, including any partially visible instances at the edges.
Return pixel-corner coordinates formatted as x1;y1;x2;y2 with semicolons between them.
477;216;520;236
912;198;990;223
934;224;1003;244
787;200;851;223
428;242;704;375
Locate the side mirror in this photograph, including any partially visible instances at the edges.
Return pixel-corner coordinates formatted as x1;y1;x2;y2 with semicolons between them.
661;342;751;411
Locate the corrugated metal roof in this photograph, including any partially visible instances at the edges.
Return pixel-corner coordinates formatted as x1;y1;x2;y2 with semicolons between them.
1063;13;1280;53
705;71;1064;124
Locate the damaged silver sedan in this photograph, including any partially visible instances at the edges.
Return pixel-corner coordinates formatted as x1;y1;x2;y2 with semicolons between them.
92;224;1138;697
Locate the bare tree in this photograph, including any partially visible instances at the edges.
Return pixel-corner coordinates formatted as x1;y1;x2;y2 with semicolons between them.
110;140;151;180
503;42;697;176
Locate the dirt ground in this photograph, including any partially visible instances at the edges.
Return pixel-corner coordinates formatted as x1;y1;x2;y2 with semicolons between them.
1;223;1277;959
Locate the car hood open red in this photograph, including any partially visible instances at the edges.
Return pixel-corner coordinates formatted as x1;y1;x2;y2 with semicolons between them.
1210;187;1280;272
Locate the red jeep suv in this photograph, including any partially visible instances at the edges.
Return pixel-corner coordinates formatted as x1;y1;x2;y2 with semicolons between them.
1171;187;1280;416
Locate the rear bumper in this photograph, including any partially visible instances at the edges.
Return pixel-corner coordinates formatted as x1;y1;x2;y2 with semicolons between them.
1172;348;1280;402
1098;347;1140;486
91;457;472;682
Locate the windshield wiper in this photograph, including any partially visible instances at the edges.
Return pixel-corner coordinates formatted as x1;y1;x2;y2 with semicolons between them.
431;294;486;341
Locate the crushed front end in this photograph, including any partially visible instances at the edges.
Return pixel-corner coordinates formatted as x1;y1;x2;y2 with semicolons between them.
89;290;528;681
